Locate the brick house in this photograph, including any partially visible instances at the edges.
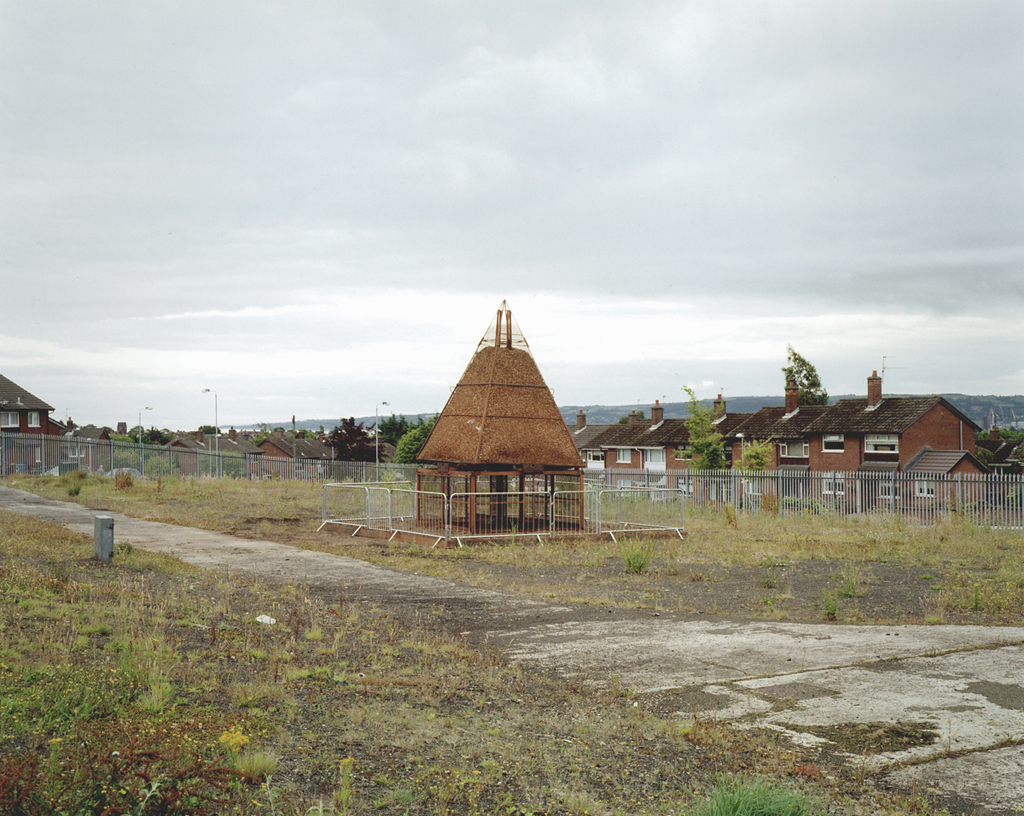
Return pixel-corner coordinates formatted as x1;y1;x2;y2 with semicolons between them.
594;401;693;477
169;427;263;478
257;429;334;478
0;374;55;474
570;410;615;469
0;374;53;436
572;397;754;475
728;371;983;475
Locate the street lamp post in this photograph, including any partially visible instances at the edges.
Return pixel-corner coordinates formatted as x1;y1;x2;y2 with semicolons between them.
202;389;219;478
138;406;152;475
375;401;389;481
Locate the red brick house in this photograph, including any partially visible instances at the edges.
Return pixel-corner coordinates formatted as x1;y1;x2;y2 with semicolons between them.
257;430;334;478
1;374;56;474
169;428;263;478
0;374;53;435
728;372;983;475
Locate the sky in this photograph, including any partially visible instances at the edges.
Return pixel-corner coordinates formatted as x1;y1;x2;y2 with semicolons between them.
2;1;1022;432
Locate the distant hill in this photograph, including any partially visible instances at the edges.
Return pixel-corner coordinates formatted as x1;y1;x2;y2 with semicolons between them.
272;394;1024;435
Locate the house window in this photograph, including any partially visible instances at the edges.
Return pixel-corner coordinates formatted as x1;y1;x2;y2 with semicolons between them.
28;411;40;428
866;434;898;453
586;450;604;465
780;440;808;458
616;448;632;464
823;434;844;452
1;411;17;428
673;445;691;459
823;474;844;495
915;480;936;498
879;481;898;500
646;449;665;466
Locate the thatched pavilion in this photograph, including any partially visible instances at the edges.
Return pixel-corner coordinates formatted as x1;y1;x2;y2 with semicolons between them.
415;301;585;537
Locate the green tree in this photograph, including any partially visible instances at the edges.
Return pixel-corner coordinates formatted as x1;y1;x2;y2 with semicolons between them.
395;416;437;464
377;413;411;447
683;387;725;470
739;438;774;470
782;345;829;406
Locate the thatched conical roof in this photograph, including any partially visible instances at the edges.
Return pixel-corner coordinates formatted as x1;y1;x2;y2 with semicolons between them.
417;301;582;468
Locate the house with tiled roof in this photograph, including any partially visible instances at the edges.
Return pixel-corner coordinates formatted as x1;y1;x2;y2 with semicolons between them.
257;429;335;478
169;428;264;478
975;428;1023;475
726;371;983;476
727;383;828;470
569;410;616;469
0;374;54;436
1;374;57;474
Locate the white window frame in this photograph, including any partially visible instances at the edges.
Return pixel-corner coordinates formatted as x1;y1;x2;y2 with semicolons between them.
879;481;897;500
0;411;17;428
616;448;632;464
586;450;604;465
915;479;936;498
823;473;845;495
780;440;808;458
28;411;40;428
822;434;845;452
646;449;666;465
865;433;898;453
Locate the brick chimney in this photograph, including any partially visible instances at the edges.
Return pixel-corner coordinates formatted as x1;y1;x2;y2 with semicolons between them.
628;410;639;426
867;370;882;407
990;425;1000;440
576;409;586;430
274;427;284;439
785;381;799;413
650;400;664;425
117;421;127;435
196;428;204;442
228;426;237;441
713;394;725;416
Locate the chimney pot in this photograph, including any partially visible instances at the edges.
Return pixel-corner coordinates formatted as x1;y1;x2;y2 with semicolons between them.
785;380;799;413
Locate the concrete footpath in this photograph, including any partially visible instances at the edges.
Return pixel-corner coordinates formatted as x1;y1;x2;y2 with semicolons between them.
2;485;1022;814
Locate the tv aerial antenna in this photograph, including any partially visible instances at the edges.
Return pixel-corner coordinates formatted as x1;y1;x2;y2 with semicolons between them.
881;356;905;385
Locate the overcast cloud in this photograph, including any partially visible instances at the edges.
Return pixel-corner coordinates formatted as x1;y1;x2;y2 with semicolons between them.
2;1;1022;431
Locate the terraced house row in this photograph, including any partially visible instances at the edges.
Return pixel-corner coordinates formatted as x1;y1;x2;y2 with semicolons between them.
573;371;991;479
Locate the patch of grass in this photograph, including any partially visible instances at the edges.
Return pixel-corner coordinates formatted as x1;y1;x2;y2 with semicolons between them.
694;775;822;815
618;537;656;574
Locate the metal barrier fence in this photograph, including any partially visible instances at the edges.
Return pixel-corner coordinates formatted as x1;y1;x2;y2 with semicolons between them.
4;430;1021;531
320;483;687;542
